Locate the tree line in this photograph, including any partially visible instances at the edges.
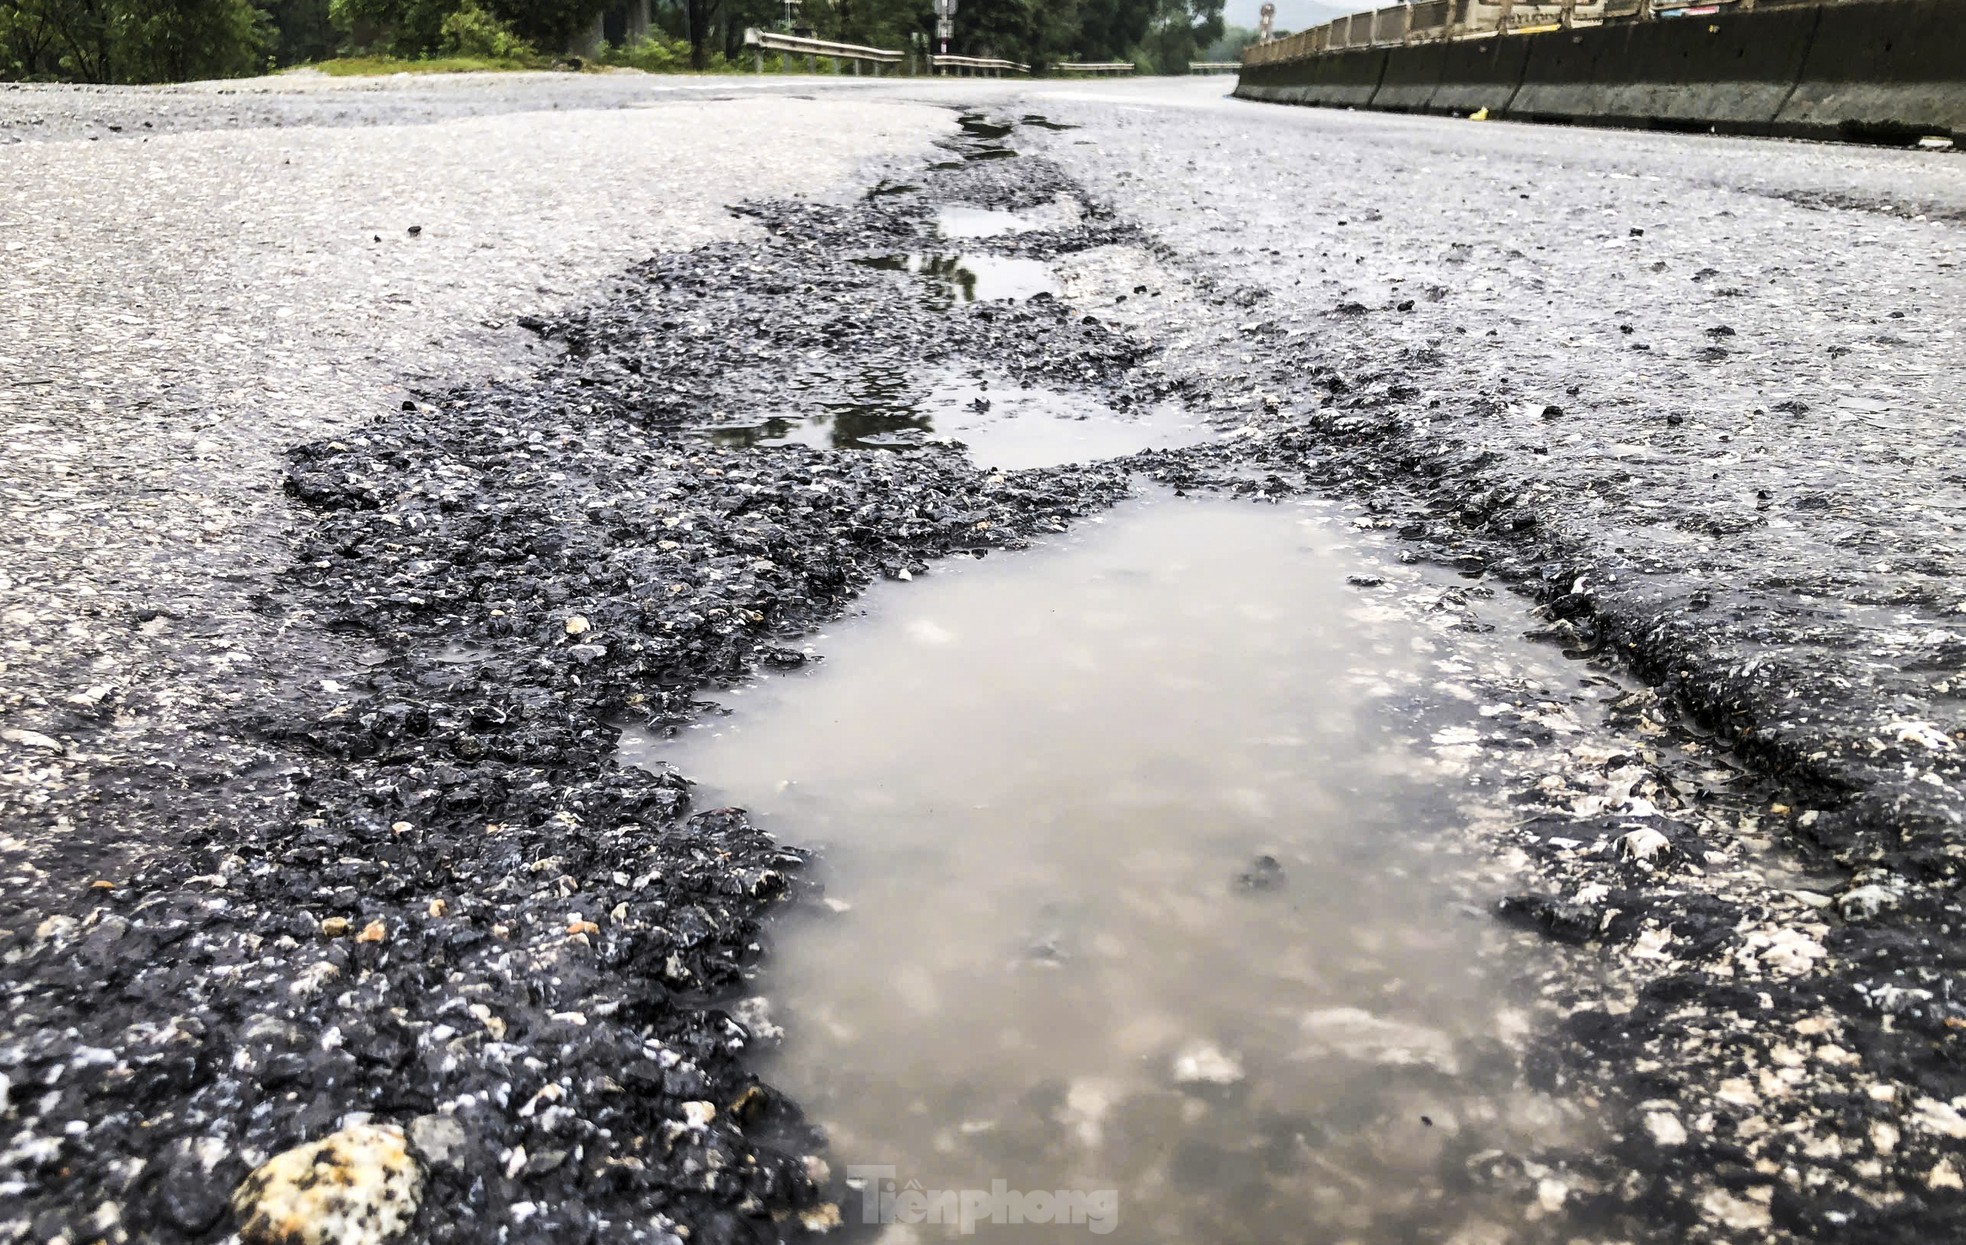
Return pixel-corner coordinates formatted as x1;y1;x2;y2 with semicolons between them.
0;0;1225;82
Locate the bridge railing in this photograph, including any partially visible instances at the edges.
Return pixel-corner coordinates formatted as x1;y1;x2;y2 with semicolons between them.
1239;0;1784;65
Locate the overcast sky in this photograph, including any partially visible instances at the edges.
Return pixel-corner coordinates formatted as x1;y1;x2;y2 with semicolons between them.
1220;0;1355;32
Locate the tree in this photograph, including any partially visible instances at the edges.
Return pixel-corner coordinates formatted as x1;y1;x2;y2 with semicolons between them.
1;0;115;81
680;0;716;67
1139;0;1220;71
482;0;606;50
1;0;270;83
0;0;62;77
118;0;271;80
1200;20;1253;62
327;0;456;54
265;0;338;65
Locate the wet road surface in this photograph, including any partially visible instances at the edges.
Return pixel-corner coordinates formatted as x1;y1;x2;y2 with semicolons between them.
2;72;1963;1245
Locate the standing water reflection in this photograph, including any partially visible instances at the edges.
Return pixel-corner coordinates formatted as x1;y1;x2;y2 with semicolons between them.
631;497;1601;1243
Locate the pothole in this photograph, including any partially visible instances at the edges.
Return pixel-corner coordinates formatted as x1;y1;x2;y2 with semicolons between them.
690;369;1207;468
625;495;1603;1243
936;206;1040;239
853;252;1059;305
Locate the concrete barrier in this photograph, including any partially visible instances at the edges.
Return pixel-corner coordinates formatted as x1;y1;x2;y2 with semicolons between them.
1429;33;1532;116
1236;47;1390;107
1511;7;1822;129
1507;23;1616;121
1776;0;1966;141
1236;0;1966;145
1598;6;1823;129
1369;40;1448;112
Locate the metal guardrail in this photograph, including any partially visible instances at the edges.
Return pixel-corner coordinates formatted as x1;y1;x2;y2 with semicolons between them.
1053;62;1136;75
1241;0;1780;64
742;29;1027;75
1190;61;1242;73
930;54;1030;75
743;28;904;74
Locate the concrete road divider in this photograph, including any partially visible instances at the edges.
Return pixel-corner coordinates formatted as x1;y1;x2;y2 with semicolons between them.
1776;0;1966;142
1369;40;1448;111
1595;6;1824;130
1236;0;1966;145
1510;6;1823;129
1425;33;1533;116
1238;46;1389;107
1507;21;1614;121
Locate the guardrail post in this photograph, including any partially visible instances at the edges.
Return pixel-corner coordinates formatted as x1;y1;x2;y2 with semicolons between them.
755;47;764;72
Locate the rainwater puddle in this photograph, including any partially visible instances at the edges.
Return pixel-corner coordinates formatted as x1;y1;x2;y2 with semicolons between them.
630;498;1600;1243
937;206;1039;239
856;252;1059;305
696;373;1205;469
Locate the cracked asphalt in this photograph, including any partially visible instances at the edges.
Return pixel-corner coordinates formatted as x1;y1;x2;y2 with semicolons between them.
2;70;1963;1245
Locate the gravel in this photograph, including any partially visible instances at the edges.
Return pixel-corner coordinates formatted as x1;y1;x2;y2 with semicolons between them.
0;83;949;894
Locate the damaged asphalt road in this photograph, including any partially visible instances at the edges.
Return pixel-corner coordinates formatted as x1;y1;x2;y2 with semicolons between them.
1;76;1963;1244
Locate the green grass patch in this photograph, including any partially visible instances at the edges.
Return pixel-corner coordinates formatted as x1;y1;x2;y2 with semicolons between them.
298;54;543;76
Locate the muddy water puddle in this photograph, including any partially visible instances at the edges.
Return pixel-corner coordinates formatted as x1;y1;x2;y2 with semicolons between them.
937;206;1040;240
856;252;1059;305
696;369;1205;469
628;497;1606;1242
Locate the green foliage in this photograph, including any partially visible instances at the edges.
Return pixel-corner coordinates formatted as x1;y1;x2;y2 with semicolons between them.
120;0;272;79
1;0;1243;82
481;0;607;50
1200;20;1252;62
1136;0;1222;72
439;0;530;58
323;0;603;57
0;0;270;82
265;0;336;64
599;30;692;69
327;0;452;55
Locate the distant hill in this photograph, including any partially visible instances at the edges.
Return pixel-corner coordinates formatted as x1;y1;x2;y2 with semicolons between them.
1221;0;1355;33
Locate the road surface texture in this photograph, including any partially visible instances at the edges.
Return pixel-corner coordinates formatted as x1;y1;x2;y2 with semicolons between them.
1;70;1962;1244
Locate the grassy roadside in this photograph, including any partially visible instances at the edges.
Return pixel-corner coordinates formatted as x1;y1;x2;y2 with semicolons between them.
300;55;542;75
291;51;828;77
